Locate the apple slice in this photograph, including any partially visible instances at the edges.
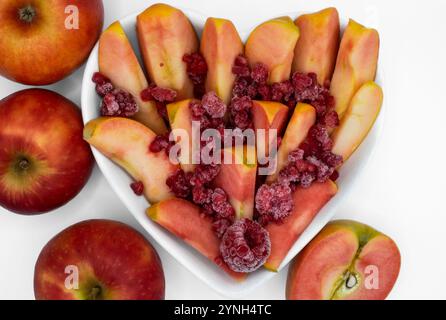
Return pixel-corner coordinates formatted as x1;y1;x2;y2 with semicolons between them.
98;21;167;135
137;3;198;100
213;145;257;220
266;103;316;183
245;17;300;84
167;99;198;173
201;18;244;105
83;117;178;203
292;8;340;84
332;81;383;162
252;100;289;158
330;19;380;119
286;220;401;300
147;198;247;281
264;180;338;272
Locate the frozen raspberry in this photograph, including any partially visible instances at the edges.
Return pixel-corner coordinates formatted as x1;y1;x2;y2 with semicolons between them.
220;219;271;273
183;52;208;85
130;181;144;196
211;188;235;220
213;219;232;239
149;134;170;154
231;96;252;112
232;77;251;97
101;89;138;117
166;169;191;199
300;172;316;188
257;84;271;100
321;151;343;168
92;72;110;85
232;55;250;77
96;82;114;97
190;100;206;119
288;149;305;163
189;164;220;187
140;87;153;102
330;170;340;181
192;186;213;205
155;101;168;121
202;92;227;119
271;81;294;102
321;110;340;128
149;86;177;103
255;182;294;224
251;63;269;84
232;111;251;130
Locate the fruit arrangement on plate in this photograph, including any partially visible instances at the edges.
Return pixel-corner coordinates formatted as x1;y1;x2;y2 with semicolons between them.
84;3;385;281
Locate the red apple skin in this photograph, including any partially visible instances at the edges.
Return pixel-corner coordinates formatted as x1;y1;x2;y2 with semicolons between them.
0;89;93;215
0;0;104;85
34;220;165;300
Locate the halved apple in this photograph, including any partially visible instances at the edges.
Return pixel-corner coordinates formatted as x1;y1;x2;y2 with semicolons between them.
332;81;383;162
286;220;401;300
264;180;338;272
252;100;289;158
292;8;340;84
147;198;246;281
98;21;167;135
266;103;316;183
201;18;244;105
83;117;178;203
136;3;198;99
330;19;380;119
213;145;257;220
245;17;300;84
167;99;198;173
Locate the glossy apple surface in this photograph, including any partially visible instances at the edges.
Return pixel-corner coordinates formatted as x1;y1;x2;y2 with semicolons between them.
0;89;93;215
0;0;104;85
34;219;165;300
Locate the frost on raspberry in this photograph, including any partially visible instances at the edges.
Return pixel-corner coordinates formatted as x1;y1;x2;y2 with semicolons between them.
220;219;271;273
166;169;191;199
202;92;227;119
255;182;294;224
100;89;138;117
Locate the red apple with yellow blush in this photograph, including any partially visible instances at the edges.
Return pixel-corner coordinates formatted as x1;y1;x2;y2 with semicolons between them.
0;0;104;85
0;89;93;215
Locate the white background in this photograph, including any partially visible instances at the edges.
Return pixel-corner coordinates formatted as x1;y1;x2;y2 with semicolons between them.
0;0;443;300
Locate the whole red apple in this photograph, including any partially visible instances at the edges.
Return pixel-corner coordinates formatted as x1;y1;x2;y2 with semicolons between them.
34;220;165;300
0;0;104;85
0;89;93;215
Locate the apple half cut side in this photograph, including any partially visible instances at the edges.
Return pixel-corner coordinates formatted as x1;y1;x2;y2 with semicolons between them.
332;81;383;162
147;198;247;282
286;220;401;300
83;117;178;203
330;19;380;120
136;3;198;100
246;16;300;84
201;17;244;105
264;180;338;272
98;21;167;135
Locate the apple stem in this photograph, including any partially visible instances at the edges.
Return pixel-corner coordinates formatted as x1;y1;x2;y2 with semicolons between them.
18;5;36;23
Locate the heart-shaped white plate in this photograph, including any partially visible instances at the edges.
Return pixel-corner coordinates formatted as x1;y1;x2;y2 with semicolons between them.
81;7;384;297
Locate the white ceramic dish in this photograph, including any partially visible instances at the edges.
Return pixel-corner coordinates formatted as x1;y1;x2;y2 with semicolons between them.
81;7;384;297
